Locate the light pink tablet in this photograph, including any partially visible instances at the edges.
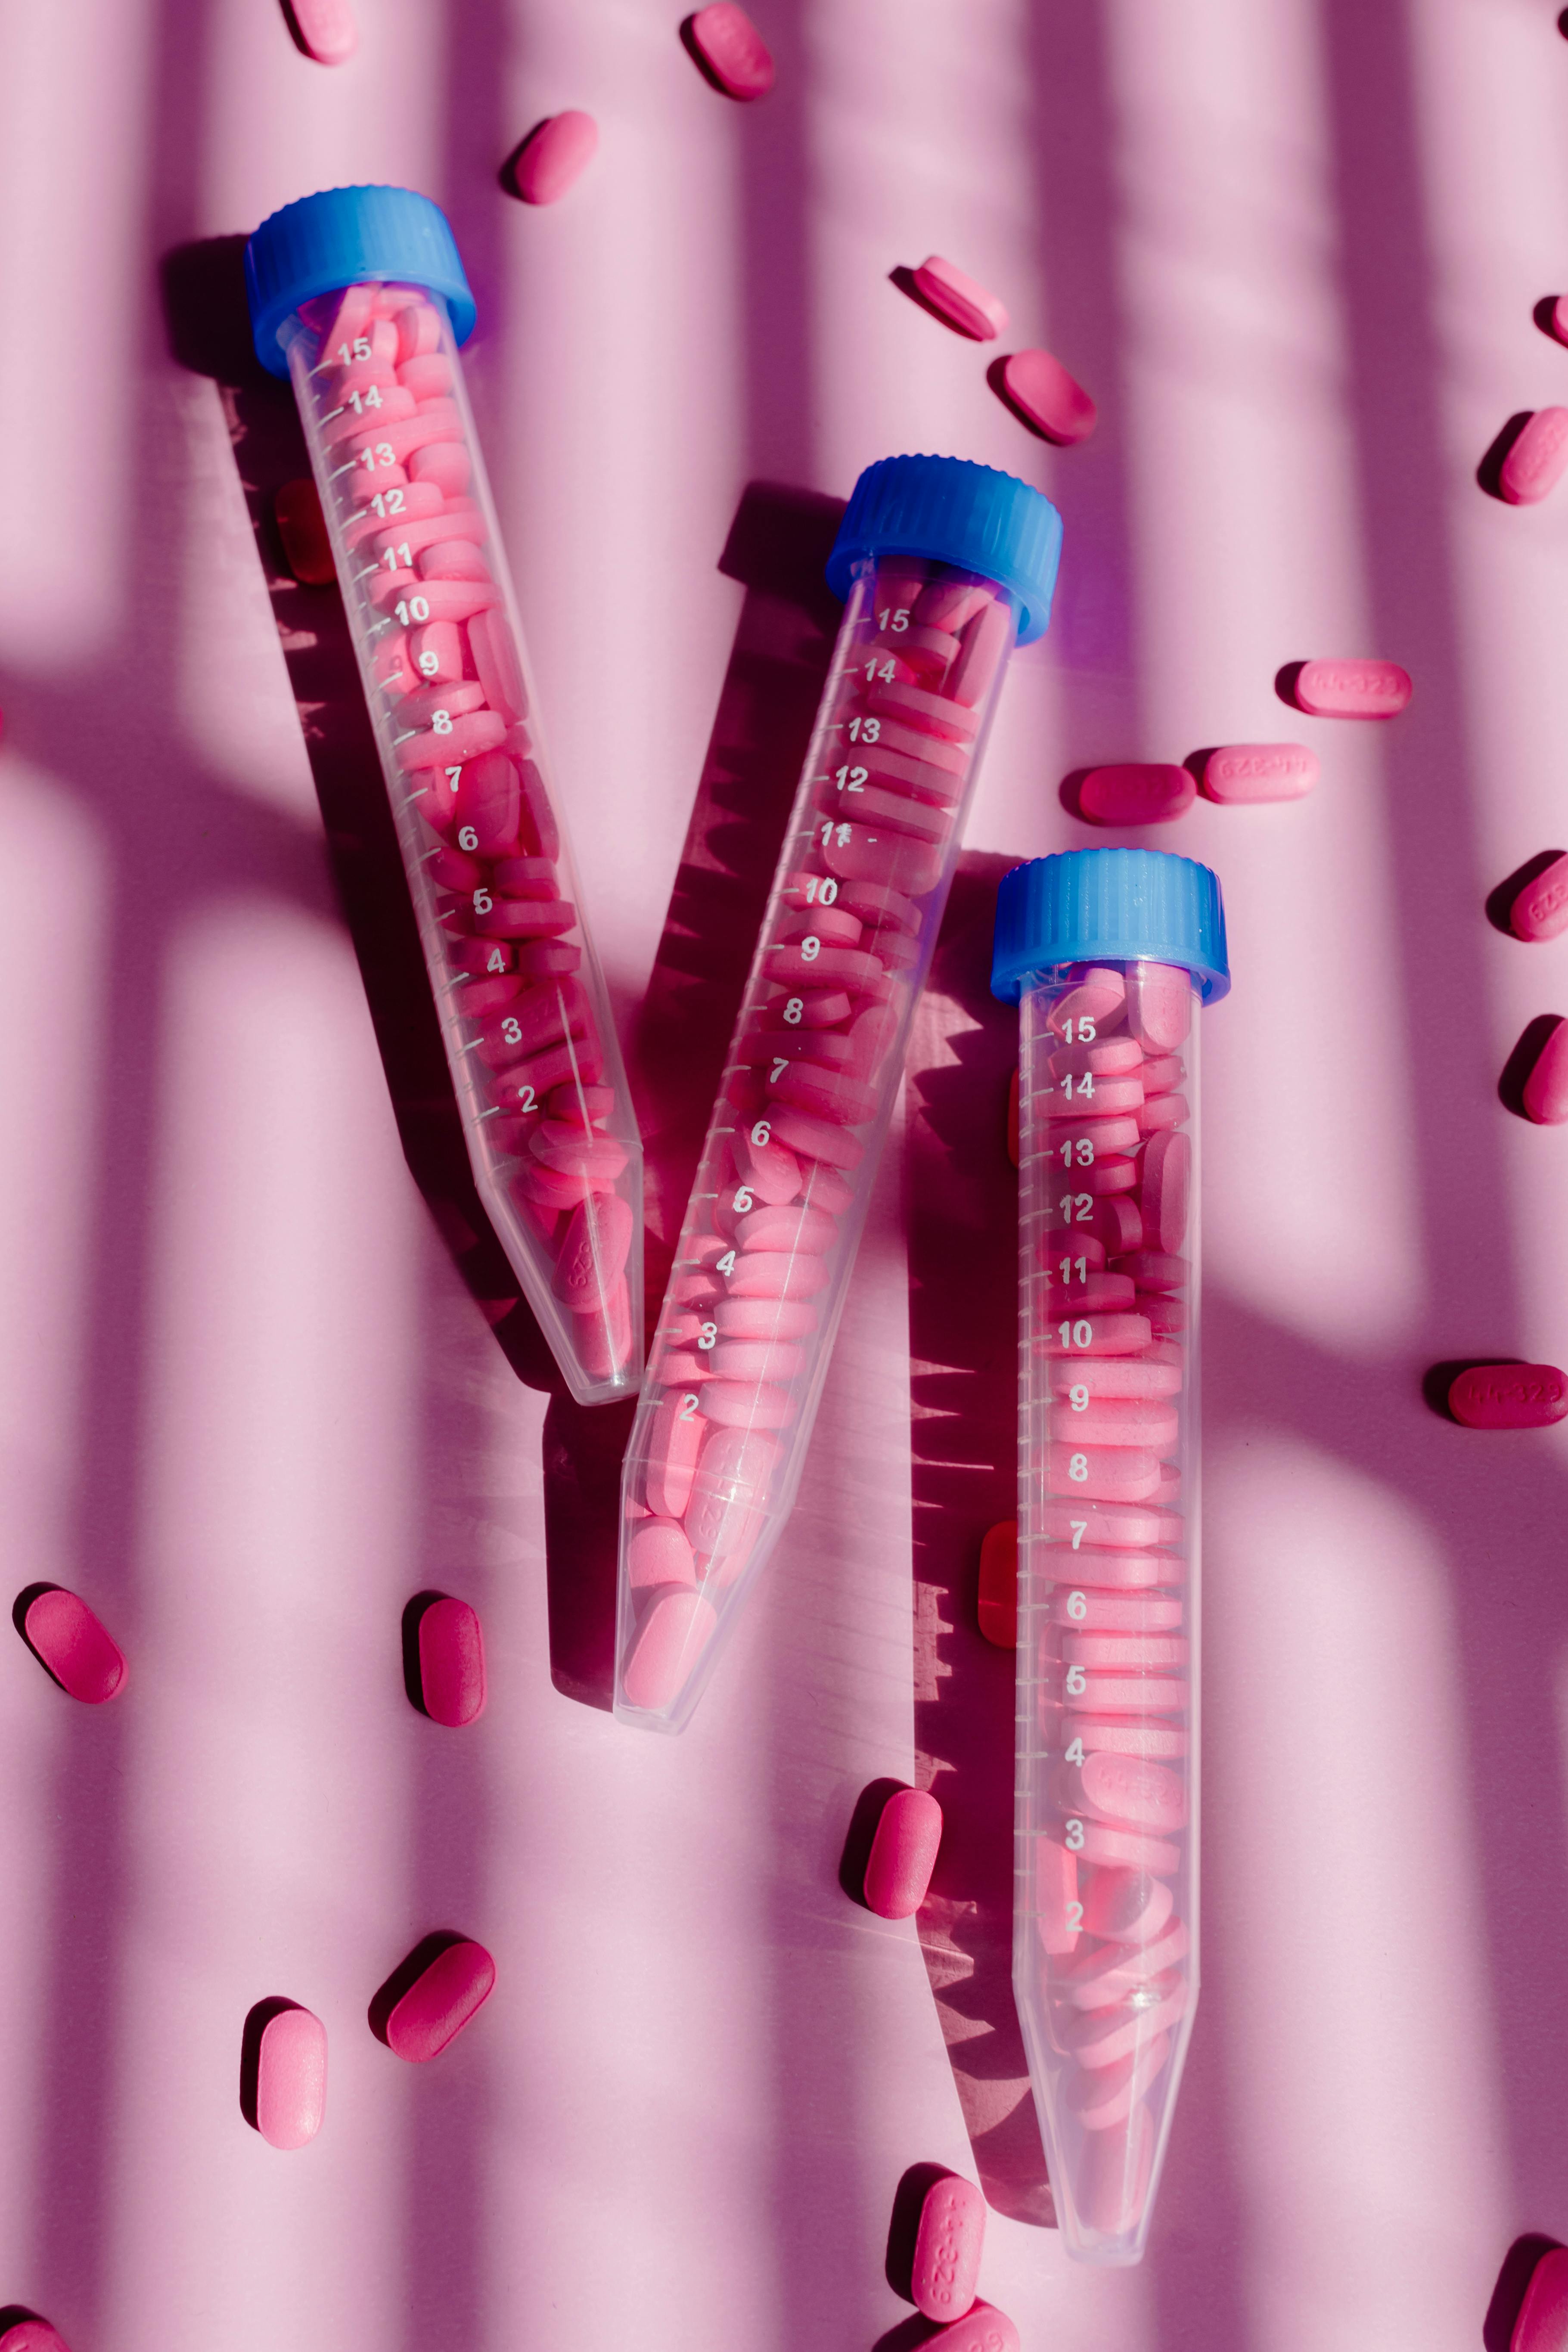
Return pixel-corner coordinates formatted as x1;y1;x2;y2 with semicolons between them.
688;3;775;97
1511;854;1568;941
1501;407;1568;505
863;1786;943;1918
1202;742;1318;803
1294;658;1411;717
509;110;599;205
911;2172;985;2323
255;2004;327;2149
912;255;1009;341
287;0;357;67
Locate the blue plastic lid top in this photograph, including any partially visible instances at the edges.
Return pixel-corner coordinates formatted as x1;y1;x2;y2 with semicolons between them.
825;455;1063;645
990;847;1230;1003
245;185;476;378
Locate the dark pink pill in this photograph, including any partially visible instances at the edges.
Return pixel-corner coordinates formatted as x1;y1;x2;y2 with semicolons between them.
1294;658;1411;717
999;348;1096;445
22;1587;126;1703
688;2;774;97
418;1597;487;1725
1511;854;1568;942
1522;1017;1568;1123
928;2304;1020;2352
255;2004;327;2149
911;2171;986;2322
1448;1364;1568;1429
912;256;1008;342
1080;764;1195;826
508;109;598;205
1501;407;1568;506
0;2324;72;2352
386;1939;496;2061
1514;2248;1568;2352
863;1786;943;1918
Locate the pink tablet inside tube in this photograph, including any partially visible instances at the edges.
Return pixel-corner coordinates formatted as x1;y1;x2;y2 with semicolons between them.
614;456;1062;1731
991;845;1229;2266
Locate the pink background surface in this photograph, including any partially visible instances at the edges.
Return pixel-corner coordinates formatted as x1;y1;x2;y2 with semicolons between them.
1;0;1566;2344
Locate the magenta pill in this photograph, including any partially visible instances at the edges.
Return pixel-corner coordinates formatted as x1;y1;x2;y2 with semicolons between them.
0;2323;72;2352
255;2004;327;2149
863;1785;943;1918
926;2304;1020;2352
1513;2248;1568;2352
1202;742;1318;803
911;2172;985;2323
509;109;599;205
1080;764;1195;827
1447;1363;1568;1429
417;1597;486;1725
1511;855;1568;941
688;2;775;97
21;1586;126;1703
999;348;1096;445
911;255;1009;342
385;1938;496;2061
1293;658;1411;717
1521;1017;1568;1123
1501;407;1568;505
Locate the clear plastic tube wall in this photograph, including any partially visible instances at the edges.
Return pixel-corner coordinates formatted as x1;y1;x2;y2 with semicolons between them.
275;277;642;1405
1013;954;1202;2264
613;551;1025;1729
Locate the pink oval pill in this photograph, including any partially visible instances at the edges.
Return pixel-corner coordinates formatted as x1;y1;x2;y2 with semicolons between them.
863;1785;943;1918
1049;966;1126;1036
728;1250;829;1300
623;1589;718;1709
628;1518;698;1589
255;2004;327;2149
1048;1442;1160;1502
978;1521;1018;1648
1501;406;1568;505
1080;1749;1186;1830
287;0;357;64
385;1938;496;2061
1081;1867;1173;1943
926;2303;1020;2352
1141;1128;1191;1250
912;255;1009;342
1294;658;1411;718
1048;1398;1177;1451
552;1190;633;1310
1043;1313;1152;1356
1522;1017;1568;1123
999;347;1096;445
1513;2248;1568;2352
509;109;599;205
1448;1363;1568;1429
21;1586;126;1703
1080;765;1195;827
0;2321;72;2352
911;2172;986;2323
1202;742;1318;803
417;1596;486;1726
1511;854;1568;941
767;1103;866;1170
688;2;775;97
645;1392;707;1518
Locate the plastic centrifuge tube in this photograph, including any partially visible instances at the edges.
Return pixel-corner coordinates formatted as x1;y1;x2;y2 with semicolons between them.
990;847;1230;2264
614;454;1064;1729
245;185;642;1405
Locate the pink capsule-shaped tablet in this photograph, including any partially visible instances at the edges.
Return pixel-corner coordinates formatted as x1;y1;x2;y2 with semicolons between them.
1049;966;1126;1036
0;2321;71;2352
1447;1363;1568;1428
1294;658;1412;718
1521;1017;1568;1123
385;1938;496;2061
863;1785;943;1918
912;255;1009;342
255;2003;328;2149
645;1394;706;1517
1048;1442;1160;1502
999;347;1096;445
1078;1749;1186;1830
1501;407;1568;506
1141;1128;1191;1250
1511;854;1568;942
766;1103;866;1170
688;1;775;96
1513;2247;1568;2352
623;1588;719;1708
926;2302;1020;2352
417;1597;486;1726
1202;742;1318;803
1080;764;1195;827
287;0;357;62
508;109;599;205
978;1520;1018;1648
21;1586;127;1703
628;1519;698;1589
911;2172;986;2324
552;1191;633;1310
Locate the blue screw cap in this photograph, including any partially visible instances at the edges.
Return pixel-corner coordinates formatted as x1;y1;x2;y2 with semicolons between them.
991;847;1230;1003
825;454;1063;644
245;185;476;378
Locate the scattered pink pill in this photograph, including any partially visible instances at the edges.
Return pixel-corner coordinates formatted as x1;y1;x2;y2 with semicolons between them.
925;2302;1020;2352
255;2004;327;2149
688;2;775;97
1511;854;1568;941
287;0;357;64
911;2172;986;2324
385;1938;496;2061
912;256;1009;342
1293;658;1412;718
1201;743;1318;804
1513;2247;1568;2352
508;110;599;205
863;1785;943;1918
1501;407;1568;505
978;1521;1017;1648
1080;764;1195;827
417;1596;486;1725
21;1586;126;1703
1521;1017;1568;1123
0;2323;71;2352
622;1589;718;1708
1447;1363;1568;1429
997;347;1096;445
